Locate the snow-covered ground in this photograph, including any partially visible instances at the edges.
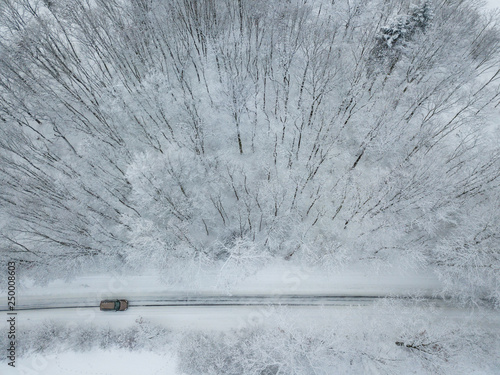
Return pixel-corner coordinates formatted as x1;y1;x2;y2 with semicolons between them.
11;261;443;310
2;263;499;374
3;350;178;375
5;262;498;374
3;302;499;374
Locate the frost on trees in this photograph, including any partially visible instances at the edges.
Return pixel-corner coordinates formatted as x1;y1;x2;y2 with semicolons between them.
0;0;498;300
370;1;434;74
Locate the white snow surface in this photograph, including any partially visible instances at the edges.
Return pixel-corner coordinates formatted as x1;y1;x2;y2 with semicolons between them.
0;261;448;332
3;350;178;375
3;262;498;374
12;261;443;308
485;0;500;11
4;303;499;374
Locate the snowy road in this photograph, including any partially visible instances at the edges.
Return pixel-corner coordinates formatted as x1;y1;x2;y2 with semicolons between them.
1;264;484;316
2;294;455;311
5;297;493;333
4;294;485;333
3;264;493;332
4;262;449;310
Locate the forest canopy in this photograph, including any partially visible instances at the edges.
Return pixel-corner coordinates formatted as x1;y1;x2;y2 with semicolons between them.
0;0;499;301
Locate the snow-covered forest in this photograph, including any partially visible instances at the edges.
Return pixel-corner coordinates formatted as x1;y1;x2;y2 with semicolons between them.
1;0;499;301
